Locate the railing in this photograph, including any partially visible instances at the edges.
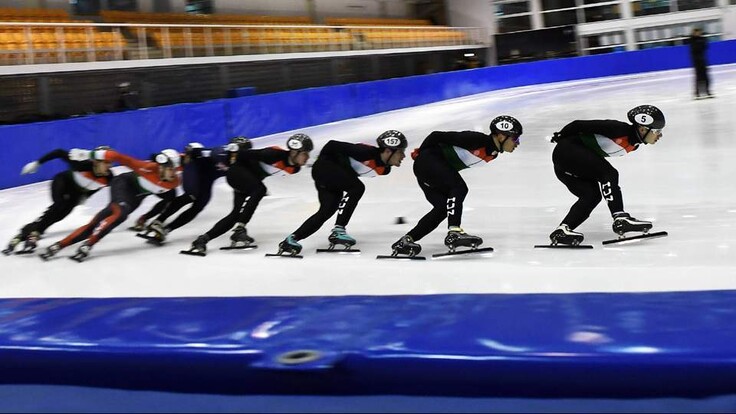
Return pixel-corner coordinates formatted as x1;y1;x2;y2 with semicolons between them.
0;22;487;66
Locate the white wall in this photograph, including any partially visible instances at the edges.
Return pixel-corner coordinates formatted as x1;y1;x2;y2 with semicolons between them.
169;0;185;13
0;0;411;19
0;0;68;11
0;0;35;7
446;0;494;64
313;0;407;19
214;0;307;16
45;0;69;13
446;0;492;31
210;0;408;19
724;5;736;41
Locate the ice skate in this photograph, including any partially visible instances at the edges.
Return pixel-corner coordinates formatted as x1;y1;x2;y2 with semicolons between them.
444;227;483;252
136;220;167;245
603;214;666;245
39;243;61;261
230;225;255;247
2;234;22;256
265;235;303;258
128;216;147;232
220;226;258;251
549;224;585;246
377;235;425;260
180;235;209;257
326;225;357;250
15;231;41;254
534;225;592;249
431;228;492;259
315;226;359;254
273;235;302;256
70;244;91;263
392;235;422;257
612;213;652;236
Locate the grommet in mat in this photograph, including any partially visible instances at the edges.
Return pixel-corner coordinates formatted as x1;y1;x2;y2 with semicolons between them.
275;349;323;365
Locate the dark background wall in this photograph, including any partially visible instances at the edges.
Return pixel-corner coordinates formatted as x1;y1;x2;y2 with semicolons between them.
0;49;473;124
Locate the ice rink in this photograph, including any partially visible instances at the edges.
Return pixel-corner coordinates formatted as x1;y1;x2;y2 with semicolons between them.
2;65;735;299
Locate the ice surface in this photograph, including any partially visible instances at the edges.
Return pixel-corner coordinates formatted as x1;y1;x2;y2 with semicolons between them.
2;66;735;298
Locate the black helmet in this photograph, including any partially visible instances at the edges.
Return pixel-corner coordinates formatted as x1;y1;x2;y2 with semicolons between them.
286;133;313;152
376;130;408;150
627;105;665;129
490;115;523;137
230;136;253;150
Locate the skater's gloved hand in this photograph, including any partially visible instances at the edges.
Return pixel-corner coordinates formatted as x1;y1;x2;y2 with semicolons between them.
68;148;92;162
20;161;40;175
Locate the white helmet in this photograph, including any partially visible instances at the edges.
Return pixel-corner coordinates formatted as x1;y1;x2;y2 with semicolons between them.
155;149;181;168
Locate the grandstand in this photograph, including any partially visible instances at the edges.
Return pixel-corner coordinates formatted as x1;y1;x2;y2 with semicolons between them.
0;4;484;124
0;8;480;65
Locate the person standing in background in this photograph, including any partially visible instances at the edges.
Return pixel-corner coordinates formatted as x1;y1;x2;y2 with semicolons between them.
687;28;713;100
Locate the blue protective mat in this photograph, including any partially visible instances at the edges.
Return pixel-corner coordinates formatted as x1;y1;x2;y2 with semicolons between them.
1;291;736;397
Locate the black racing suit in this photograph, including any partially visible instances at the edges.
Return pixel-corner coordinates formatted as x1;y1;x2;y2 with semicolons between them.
291;140;391;241
407;131;500;242
551;120;642;230
203;147;301;241
143;145;233;232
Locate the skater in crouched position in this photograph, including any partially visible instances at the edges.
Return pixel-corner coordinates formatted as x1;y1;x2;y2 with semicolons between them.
183;133;312;256
134;137;251;243
548;105;665;246
278;130;407;255
391;116;523;256
3;147;114;255
39;148;181;262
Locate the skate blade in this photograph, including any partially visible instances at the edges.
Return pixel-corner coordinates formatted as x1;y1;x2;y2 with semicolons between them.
179;250;206;257
127;226;144;232
220;245;258;251
14;249;37;255
376;254;426;261
316;248;360;254
136;233;165;246
432;246;494;259
602;231;668;246
265;253;303;259
534;244;593;249
69;255;87;263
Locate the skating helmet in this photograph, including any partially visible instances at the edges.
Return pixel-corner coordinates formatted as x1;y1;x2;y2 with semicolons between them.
230;136;253;151
155;149;180;168
185;142;204;153
627;105;665;129
286;133;313;152
376;130;408;150
91;145;110;161
490;115;523;137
